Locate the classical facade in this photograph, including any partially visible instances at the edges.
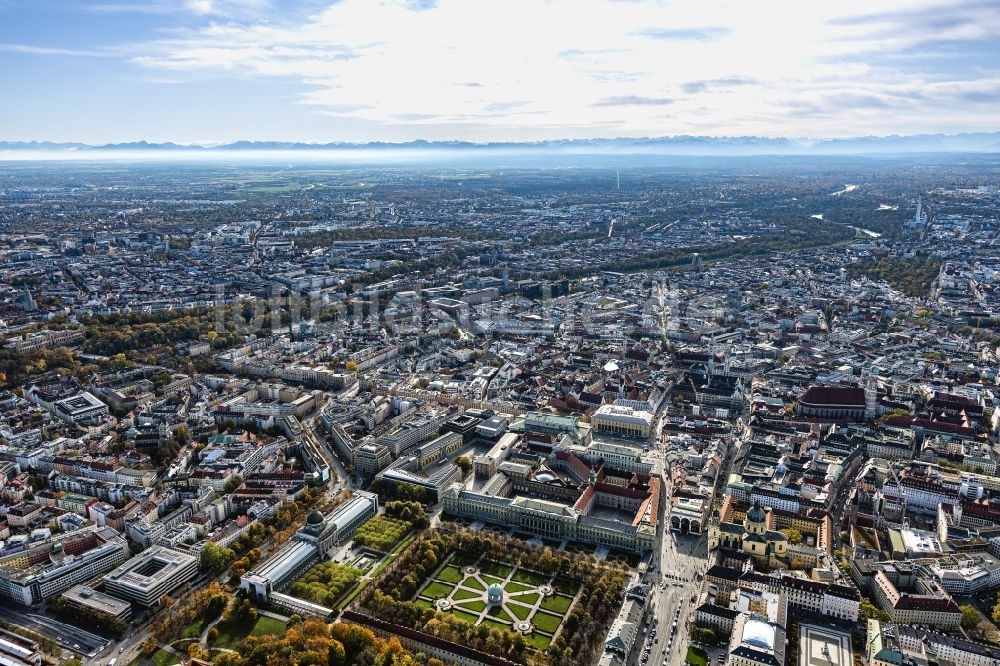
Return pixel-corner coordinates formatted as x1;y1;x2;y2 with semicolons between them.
441;449;658;553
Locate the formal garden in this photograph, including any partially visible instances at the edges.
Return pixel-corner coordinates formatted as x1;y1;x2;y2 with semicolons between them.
357;525;628;666
410;552;582;651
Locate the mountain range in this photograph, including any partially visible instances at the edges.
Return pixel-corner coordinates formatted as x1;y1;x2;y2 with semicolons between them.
3;133;1000;156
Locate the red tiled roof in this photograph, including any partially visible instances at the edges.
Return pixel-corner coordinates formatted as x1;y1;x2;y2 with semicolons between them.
800;386;865;407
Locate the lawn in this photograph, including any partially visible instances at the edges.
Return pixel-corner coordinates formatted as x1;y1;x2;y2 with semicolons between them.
456;599;487;612
422;581;455;598
180;617;206;640
353;515;412;553
533;612;562;634
435;565;465;584
464;577;486;591
451;609;480;624
512;569;548;586
482;619;510;632
508;604;532;621
486;605;513;622
413;598;436;610
480;561;513;578
539;594;573;613
514;592;539;605
686;647;709;666
505;581;534;593
151;649;180;666
481;574;505;586
526;633;551;650
213;615;287;650
452;587;481;600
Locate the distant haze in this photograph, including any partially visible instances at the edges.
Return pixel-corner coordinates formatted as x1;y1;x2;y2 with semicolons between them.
3;133;1000;162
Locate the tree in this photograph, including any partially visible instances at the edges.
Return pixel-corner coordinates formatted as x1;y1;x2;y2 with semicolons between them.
207;627;220;643
454;456;472;476
780;528;803;545
960;604;980;630
859;600;890;622
691;626;716;644
200;541;236;572
345;360;359;372
223;474;244;493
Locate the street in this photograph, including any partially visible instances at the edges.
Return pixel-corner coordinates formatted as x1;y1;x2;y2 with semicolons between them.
627;464;711;666
0;608;112;660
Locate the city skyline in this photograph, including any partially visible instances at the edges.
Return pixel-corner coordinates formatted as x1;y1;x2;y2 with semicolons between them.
2;0;999;144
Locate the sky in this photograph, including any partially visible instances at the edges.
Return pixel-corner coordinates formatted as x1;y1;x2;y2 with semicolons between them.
1;0;999;144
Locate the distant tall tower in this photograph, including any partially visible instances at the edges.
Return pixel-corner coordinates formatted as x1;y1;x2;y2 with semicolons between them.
616;169;620;191
17;286;37;312
910;195;928;229
863;369;878;419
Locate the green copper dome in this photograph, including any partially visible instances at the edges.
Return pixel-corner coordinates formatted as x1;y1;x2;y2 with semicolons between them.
747;499;767;524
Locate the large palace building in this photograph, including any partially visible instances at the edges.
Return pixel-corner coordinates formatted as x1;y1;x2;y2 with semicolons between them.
442;446;659;553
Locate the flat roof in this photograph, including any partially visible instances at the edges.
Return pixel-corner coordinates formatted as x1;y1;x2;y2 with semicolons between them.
104;545;197;589
62;584;131;616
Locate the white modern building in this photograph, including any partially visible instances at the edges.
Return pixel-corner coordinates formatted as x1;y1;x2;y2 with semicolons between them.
103;545;198;607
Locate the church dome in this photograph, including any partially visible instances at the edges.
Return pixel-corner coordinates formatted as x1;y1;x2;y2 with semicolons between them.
306;510;324;526
746;499;766;524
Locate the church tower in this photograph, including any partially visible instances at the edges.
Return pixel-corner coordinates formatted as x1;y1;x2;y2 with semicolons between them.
707;507;721;550
863;369;877;419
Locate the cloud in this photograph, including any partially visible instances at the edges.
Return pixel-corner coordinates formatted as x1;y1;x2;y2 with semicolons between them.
681;76;756;94
403;0;438;11
316;103;372;113
84;3;180;14
392;112;438;120
829;0;1000;45
186;0;213;14
0;43;108;57
634;27;730;41
483;101;531;112
593;95;675;106
50;0;1000;141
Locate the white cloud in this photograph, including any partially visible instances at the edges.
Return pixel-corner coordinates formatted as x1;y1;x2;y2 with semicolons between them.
122;0;1000;140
